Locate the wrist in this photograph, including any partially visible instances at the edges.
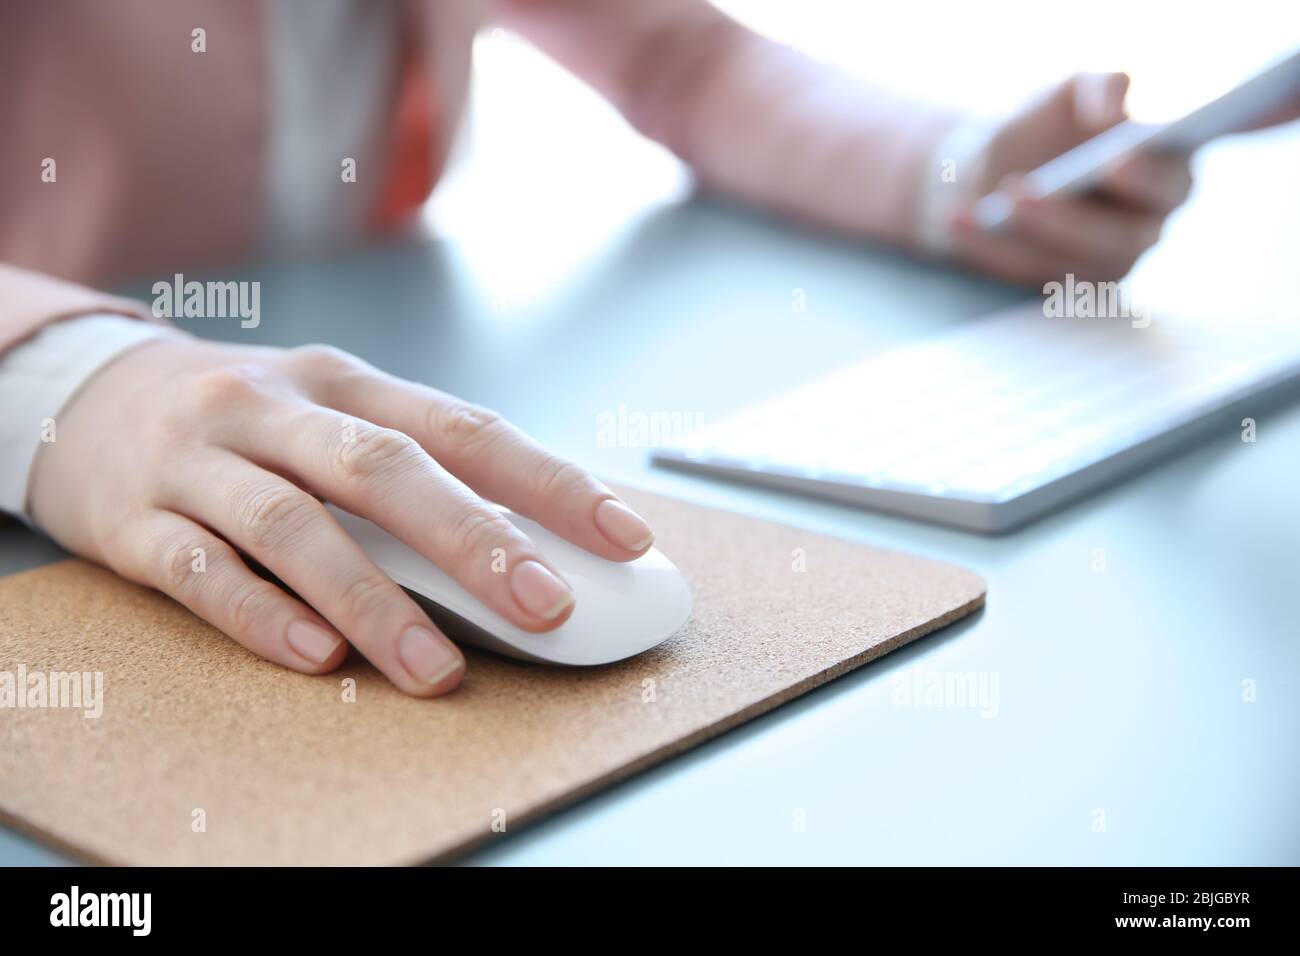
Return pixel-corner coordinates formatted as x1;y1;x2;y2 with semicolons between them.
1;314;179;522
914;116;996;255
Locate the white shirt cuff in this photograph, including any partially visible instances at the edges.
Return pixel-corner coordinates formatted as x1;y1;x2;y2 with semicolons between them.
0;314;174;521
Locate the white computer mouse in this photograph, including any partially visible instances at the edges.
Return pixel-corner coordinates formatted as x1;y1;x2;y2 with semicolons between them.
327;504;692;666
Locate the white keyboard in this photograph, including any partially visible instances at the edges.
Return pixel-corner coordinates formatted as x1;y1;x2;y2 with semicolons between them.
653;303;1300;531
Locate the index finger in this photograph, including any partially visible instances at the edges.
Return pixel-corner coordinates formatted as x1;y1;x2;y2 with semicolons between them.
295;349;656;563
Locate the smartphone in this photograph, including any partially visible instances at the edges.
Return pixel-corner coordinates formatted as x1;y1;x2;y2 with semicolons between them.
973;48;1300;230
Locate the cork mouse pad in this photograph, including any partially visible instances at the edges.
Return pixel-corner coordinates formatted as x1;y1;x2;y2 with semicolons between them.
0;487;984;865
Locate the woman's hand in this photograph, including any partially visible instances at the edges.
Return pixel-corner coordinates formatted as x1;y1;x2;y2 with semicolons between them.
946;72;1194;286
29;335;656;697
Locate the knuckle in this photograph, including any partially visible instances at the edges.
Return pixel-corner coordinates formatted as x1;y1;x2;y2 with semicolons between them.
337;573;394;622
232;482;319;553
447;507;514;562
430;400;504;451
189;365;268;414
226;583;275;638
334;426;422;485
95;508;148;564
287;343;361;377
157;532;211;595
533;456;587;502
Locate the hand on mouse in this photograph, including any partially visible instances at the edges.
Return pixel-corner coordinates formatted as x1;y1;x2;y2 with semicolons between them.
28;335;656;697
944;72;1194;286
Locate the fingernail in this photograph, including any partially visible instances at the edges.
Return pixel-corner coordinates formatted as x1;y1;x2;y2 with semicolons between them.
399;625;463;684
287;620;342;664
594;498;655;552
1104;72;1130;115
510;560;575;620
1082;72;1126;128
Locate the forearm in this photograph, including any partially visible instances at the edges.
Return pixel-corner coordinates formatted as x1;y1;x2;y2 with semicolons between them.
646;30;959;246
499;0;959;247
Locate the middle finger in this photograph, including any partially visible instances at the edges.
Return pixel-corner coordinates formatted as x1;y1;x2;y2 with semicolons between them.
216;399;580;632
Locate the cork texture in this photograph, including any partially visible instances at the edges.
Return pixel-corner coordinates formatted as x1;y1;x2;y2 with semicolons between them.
0;487;985;865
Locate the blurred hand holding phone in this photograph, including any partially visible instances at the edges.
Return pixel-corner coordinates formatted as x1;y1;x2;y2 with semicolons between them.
973;49;1300;231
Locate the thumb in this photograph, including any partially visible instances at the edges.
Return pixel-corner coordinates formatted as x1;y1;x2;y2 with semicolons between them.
980;71;1131;189
1072;71;1131;133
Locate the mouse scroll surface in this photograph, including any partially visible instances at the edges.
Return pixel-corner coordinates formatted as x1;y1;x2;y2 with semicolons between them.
326;504;693;666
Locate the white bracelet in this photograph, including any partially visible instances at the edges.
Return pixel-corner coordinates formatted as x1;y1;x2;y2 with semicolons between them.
0;314;173;522
915;117;996;255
